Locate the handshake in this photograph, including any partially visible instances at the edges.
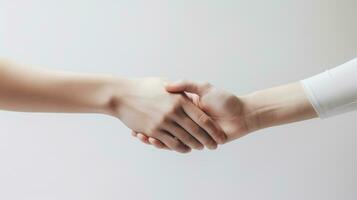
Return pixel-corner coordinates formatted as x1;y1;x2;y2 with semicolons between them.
3;58;356;153
4;58;357;153
109;77;316;153
0;59;318;153
114;78;252;153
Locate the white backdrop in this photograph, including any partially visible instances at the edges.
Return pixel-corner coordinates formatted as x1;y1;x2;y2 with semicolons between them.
1;1;357;199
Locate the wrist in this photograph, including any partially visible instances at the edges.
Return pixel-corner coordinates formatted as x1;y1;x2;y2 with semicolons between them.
239;93;263;133
103;76;134;117
240;82;318;132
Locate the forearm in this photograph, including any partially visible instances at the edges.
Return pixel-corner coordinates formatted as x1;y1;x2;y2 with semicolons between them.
241;82;318;132
0;59;123;115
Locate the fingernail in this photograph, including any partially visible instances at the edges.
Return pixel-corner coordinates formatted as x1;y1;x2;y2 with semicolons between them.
207;143;218;150
182;148;191;154
196;145;204;150
219;136;227;144
209;145;218;150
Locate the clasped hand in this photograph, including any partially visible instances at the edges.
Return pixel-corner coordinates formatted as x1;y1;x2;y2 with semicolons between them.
115;78;253;153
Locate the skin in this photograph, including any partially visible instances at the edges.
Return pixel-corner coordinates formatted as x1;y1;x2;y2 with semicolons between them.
133;80;318;150
0;59;226;153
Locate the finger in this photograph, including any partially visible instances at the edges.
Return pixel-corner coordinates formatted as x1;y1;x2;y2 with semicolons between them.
148;137;169;150
166;80;211;95
137;133;150;144
185;92;200;106
174;108;217;150
165;121;204;150
134;132;171;150
155;131;191;153
182;102;226;144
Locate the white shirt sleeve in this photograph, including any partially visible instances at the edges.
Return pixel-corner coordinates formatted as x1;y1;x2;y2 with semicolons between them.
301;58;357;118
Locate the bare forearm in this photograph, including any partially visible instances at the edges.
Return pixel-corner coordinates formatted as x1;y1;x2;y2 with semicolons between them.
241;82;318;132
0;59;122;114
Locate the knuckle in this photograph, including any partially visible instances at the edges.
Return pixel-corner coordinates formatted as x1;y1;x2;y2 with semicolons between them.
162;115;171;123
198;114;210;125
167;106;179;115
166;98;183;113
156;115;170;126
190;124;201;134
181;134;193;143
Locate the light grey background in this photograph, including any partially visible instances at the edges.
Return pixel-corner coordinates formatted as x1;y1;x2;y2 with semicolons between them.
1;0;357;199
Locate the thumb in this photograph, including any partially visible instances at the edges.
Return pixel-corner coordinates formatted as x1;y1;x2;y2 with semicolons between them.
165;80;211;95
